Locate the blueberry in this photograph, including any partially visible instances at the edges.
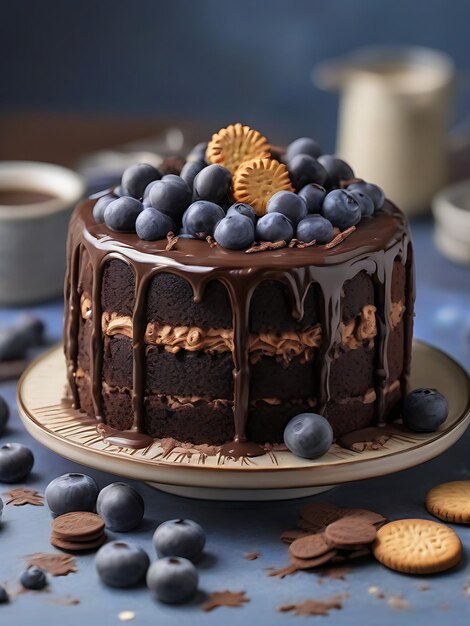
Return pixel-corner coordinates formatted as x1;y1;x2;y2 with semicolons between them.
0;496;3;521
95;541;150;588
104;197;143;232
149;179;192;221
121;163;161;199
153;518;205;561
93;194;115;224
403;388;448;433
186;142;208;164
288;154;327;191
0;584;8;603
143;180;159;201
0;443;34;483
20;566;47;590
256;213;294;243
96;482;144;532
226;202;257;225
182;201;225;239
214;214;254;250
296;215;334;244
298;184;327;214
0;395;9;436
146;557;198;604
267;191;308;225
45;473;98;515
322;189;362;230
286;137;322;162
180;161;205;190
347;181;385;212
193;164;232;204
113;185;125;197
317;155;354;188
284;413;333;459
135;208;175;241
161;174;188;186
0;316;44;361
348;190;374;217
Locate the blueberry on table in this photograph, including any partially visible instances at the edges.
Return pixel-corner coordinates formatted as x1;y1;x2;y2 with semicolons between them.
96;482;144;532
284;413;333;459
193;164;232;204
296;215;334;244
267;191;308;225
146;556;198;604
104;197;143;233
20;566;47;590
182;201;225;239
92;194;115;224
347;181;385;212
121;163;161;199
135;208;175;241
348;189;374;217
153;518;206;561
0;395;9;436
403;388;448;433
285;137;322;162
256;212;294;243
288;154;327;191
0;443;34;483
322;189;362;230
0;584;8;603
317;155;354;188
45;472;98;515
186;141;208;164
148;179;192;221
298;183;327;214
180;161;206;190
214;214;254;250
226;202;257;225
95;541;150;588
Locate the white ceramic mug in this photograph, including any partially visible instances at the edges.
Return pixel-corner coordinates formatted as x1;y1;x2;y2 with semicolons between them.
314;46;455;216
0;161;84;306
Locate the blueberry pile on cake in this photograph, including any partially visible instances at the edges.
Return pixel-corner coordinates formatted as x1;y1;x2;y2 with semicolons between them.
64;123;414;457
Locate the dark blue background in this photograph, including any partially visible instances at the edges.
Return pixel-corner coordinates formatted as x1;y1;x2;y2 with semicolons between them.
2;0;470;149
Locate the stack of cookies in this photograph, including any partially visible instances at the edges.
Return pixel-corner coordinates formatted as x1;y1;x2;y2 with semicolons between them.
51;511;106;552
273;502;387;576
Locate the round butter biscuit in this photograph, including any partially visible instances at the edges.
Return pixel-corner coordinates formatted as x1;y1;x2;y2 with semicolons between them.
426;481;470;524
206;123;271;174
232;158;293;216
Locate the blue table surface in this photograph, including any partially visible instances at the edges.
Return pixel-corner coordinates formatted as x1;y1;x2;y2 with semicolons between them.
0;217;469;625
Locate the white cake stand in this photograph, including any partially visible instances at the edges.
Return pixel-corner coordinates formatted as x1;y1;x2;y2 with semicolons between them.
17;341;470;501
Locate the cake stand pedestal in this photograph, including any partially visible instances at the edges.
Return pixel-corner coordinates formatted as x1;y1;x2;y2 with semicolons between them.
17;341;470;501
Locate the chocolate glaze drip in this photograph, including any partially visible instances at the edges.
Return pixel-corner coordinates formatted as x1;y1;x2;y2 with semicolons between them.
64;195;414;453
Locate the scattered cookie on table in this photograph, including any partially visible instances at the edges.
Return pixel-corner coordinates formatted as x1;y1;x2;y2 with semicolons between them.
426;481;470;524
372;519;462;574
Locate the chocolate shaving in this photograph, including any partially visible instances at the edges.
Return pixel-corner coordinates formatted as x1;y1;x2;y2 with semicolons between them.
206;235;217;248
288;238;316;249
46;595;80;606
246;240;286;254
4;487;44;506
278;594;346;616
201;590;250;612
26;553;77;576
165;232;178;251
324;226;356;249
244;551;260;561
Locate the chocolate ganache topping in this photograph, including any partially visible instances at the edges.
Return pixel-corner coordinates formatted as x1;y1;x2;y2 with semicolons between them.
64;194;414;455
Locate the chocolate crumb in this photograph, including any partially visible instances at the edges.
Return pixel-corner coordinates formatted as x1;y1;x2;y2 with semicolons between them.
324;226;356;249
368;586;386;599
278;594;346;616
246;240;286;254
206;235;217;248
288;238;316;249
46;595;80;606
244;551;260;561
4;488;44;506
165;232;178;251
418;583;430;592
26;553;77;576
201;590;250;612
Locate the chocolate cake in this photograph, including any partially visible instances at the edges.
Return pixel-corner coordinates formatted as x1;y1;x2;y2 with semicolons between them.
64;124;414;457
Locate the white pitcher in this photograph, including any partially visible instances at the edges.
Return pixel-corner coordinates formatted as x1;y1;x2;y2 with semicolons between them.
313;46;455;216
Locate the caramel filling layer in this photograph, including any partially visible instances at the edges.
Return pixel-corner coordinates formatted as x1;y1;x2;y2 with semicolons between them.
81;296;404;364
